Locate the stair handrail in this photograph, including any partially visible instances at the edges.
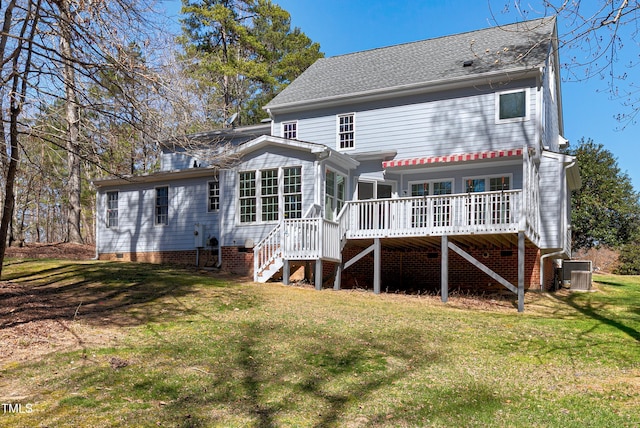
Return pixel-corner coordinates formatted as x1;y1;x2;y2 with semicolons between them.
253;222;283;282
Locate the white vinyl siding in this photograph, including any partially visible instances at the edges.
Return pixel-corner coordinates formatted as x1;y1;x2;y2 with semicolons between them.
97;176;223;255
274;82;537;159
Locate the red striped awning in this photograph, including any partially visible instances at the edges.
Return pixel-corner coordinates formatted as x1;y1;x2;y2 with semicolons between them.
382;148;523;168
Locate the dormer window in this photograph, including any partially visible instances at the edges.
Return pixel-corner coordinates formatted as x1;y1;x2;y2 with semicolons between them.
283;121;297;139
496;88;529;123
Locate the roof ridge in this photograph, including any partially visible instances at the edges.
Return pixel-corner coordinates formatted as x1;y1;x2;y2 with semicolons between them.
325;16;554;60
266;16;557;111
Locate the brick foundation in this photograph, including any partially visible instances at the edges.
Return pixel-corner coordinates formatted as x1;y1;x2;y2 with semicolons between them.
98;248;219;268
100;242;547;293
338;244;542;294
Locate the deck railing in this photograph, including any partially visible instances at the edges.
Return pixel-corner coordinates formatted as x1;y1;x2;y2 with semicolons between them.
342;190;525;239
255;189;539;281
281;218;341;261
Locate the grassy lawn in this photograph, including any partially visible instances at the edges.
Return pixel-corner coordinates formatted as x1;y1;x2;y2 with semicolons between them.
1;259;639;427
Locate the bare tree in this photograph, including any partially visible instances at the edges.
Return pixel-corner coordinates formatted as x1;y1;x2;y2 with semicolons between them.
0;0;177;275
0;0;41;275
496;0;640;126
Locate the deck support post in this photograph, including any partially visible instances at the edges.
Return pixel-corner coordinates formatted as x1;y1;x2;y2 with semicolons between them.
441;235;448;303
315;258;323;290
518;231;525;312
373;238;381;294
304;262;312;283
282;259;290;285
333;262;343;290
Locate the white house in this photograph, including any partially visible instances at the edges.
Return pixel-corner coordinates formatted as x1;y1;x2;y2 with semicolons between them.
93;17;580;311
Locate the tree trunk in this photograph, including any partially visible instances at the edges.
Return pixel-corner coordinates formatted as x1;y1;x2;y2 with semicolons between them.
0;0;36;278
59;0;83;244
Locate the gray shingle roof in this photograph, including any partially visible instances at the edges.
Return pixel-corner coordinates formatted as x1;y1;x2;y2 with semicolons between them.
265;17;556;110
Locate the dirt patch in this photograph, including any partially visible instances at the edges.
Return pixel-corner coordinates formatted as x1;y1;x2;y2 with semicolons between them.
0;278;125;367
4;242;95;260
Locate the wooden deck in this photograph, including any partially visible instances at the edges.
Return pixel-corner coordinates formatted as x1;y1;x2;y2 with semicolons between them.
254;190;540;281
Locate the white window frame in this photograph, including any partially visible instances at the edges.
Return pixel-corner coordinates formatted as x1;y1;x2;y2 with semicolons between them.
261;168;279;222
238;170;257;224
207;175;220;212
337;113;355;151
408;179;454;197
106;190;119;228
237;166;303;224
495;88;530;123
155;186;169;226
356;179;396;200
282;121;297;139
283;166;302;219
463;174;513;193
325;168;346;221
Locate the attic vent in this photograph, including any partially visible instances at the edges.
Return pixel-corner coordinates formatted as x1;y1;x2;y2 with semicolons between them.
463;60;474;67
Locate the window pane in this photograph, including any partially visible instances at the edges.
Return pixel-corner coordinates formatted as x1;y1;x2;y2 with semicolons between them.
107;191;118;228
377;184;392;199
489;176;510;191
261;169;279;222
239;171;256;223
338;114;354;149
283;122;297;139
155;187;168;225
208;177;220;211
466;179;485;193
284;167;302;219
433;181;452;195
357;181;374;200
499;91;526;119
411;183;429;196
283;167;301;194
336;174;345;214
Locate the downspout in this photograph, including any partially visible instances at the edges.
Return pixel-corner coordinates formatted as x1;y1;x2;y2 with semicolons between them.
216;170;225;268
92;190;99;260
539;158;576;290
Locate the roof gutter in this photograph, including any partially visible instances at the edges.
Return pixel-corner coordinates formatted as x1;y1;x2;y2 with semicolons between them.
92;166;219;188
265;66;541;114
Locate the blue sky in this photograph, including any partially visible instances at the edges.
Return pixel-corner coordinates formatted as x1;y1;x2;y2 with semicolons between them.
163;0;639;191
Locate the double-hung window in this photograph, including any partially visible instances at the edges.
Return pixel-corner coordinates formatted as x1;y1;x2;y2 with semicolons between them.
239;171;257;223
208;175;220;212
282;121;297;139
283;167;302;219
496;88;529;123
337;113;355;150
106;191;118;228
155;186;169;225
261;169;279;222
